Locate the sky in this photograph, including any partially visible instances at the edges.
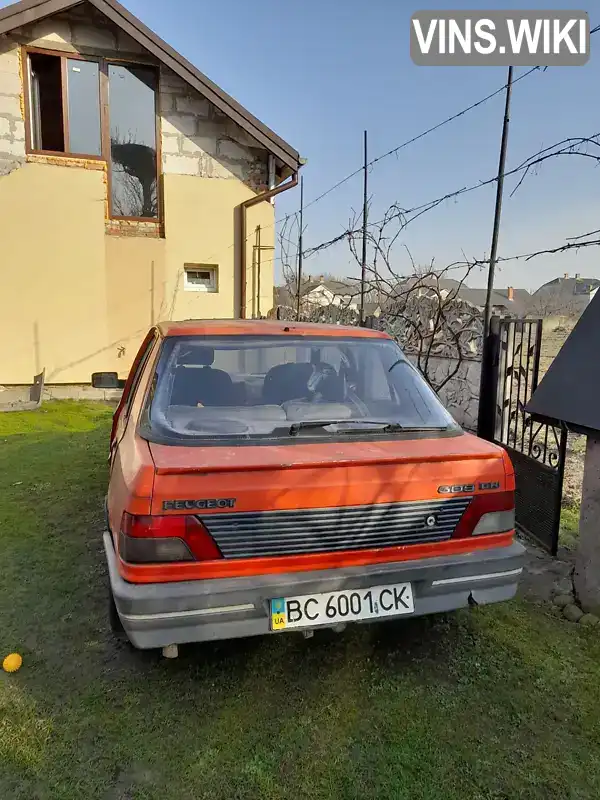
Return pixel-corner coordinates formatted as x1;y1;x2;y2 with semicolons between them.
6;0;600;290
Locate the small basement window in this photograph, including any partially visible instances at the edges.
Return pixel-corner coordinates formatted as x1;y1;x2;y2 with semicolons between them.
184;265;218;292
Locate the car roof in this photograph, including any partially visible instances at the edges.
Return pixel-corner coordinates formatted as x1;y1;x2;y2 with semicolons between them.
156;319;391;339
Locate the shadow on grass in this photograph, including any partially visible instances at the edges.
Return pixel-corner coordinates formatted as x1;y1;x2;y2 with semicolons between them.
1;408;600;800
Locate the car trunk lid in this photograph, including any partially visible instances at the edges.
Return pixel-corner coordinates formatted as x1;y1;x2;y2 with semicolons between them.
147;434;508;558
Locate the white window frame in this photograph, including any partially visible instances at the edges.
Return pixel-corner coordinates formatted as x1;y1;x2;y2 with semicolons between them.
183;264;218;293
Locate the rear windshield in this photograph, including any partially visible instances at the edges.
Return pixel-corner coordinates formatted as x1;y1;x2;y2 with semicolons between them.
142;335;457;443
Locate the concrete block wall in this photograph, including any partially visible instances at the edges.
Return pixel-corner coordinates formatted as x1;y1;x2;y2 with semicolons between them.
0;41;25;175
407;354;482;432
0;2;269;189
159;68;269;191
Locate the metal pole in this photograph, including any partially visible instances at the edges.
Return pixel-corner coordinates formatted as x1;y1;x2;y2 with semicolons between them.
360;130;368;324
257;224;262;319
296;175;304;321
477;66;513;438
483;65;513;340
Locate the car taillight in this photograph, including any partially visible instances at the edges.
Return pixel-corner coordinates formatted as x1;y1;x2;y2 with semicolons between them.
453;490;515;539
119;513;223;564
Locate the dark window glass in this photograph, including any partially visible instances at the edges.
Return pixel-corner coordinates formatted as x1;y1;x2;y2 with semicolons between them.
29;53;64;152
145;336;456;442
108;64;158;218
66;59;101;156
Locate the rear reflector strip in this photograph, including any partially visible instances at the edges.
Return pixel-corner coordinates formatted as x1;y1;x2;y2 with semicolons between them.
431;567;523;587
120;603;256;623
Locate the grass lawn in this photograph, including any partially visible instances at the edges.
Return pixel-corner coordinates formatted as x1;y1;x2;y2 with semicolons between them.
1;402;600;800
560;503;581;551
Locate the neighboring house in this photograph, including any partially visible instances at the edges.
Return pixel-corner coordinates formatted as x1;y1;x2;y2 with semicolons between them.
275;276;382;316
389;277;530;317
300;276;361;310
0;0;301;384
529;274;600;317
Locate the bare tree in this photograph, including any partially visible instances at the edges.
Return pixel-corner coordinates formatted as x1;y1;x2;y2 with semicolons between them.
273;214;303;317
111;131;157;218
342;203;482;393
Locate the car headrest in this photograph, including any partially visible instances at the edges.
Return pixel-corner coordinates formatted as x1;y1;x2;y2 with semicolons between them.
177;346;215;367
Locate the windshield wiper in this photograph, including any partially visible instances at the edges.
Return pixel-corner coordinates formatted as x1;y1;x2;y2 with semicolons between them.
288;420;448;436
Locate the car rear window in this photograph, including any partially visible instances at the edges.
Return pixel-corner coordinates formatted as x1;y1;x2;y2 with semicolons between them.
142;335;457;443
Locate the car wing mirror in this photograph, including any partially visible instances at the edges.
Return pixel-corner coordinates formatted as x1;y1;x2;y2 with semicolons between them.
91;372;126;389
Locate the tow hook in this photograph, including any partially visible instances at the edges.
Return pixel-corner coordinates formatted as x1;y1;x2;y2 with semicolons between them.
331;623;347;633
302;630;314;639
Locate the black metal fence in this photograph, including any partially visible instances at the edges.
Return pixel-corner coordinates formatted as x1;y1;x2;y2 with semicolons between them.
479;317;566;555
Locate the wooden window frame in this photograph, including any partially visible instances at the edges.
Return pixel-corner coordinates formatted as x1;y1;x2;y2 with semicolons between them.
22;46;162;222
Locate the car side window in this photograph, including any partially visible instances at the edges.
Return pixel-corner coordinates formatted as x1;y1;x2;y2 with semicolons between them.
121;333;158;424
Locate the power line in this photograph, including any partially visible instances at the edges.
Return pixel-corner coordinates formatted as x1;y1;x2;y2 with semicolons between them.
194;66;543;274
366;67;538;172
292;132;600;264
281;24;599;227
288;66;540;220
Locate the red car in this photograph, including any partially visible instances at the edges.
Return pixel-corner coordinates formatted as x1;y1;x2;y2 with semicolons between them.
93;319;524;657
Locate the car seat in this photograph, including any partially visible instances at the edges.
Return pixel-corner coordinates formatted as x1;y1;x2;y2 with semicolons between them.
262;362;314;405
170;346;235;407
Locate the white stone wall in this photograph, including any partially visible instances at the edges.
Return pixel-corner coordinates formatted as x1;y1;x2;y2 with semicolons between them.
408;354;482;432
0;41;25;174
0;2;269;188
159;67;268;188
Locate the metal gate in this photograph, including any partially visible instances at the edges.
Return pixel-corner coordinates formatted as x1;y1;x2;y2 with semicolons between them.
479;317;566;555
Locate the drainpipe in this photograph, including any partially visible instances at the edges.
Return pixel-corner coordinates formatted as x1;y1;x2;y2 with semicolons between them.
239;171;299;319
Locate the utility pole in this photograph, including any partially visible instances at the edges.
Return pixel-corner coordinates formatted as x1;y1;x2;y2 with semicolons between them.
360;130;368;324
477;65;514;439
296;175;304;321
256;224;262;319
482;66;513;341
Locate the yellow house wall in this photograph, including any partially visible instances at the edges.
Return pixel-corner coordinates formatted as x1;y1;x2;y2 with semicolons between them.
163;174;275;325
0;166;275;383
0;163;110;384
0;4;281;384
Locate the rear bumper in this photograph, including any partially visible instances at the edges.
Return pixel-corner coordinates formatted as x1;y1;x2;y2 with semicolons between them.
104;533;526;649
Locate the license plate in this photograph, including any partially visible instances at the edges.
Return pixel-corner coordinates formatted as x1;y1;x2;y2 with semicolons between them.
270;583;414;631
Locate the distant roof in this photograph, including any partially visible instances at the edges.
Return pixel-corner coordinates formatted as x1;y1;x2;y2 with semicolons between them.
0;0;301;171
392;277;529;315
536;276;600;294
304;279;359;296
157;319;388;339
529;276;600;315
526;289;600;435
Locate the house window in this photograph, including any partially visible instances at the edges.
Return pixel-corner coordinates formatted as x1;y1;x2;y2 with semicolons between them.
66;59;102;156
28;52;101;156
108;64;158;219
184;265;218;292
25;49;159;220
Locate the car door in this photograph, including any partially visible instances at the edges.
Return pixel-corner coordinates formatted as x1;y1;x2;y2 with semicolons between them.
109;329;159;469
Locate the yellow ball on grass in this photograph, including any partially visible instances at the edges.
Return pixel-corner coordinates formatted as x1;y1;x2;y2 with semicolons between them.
2;653;23;673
